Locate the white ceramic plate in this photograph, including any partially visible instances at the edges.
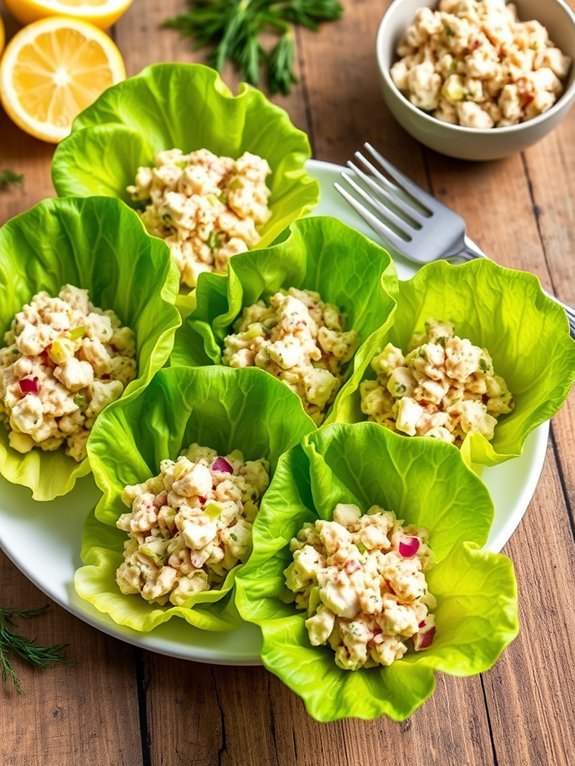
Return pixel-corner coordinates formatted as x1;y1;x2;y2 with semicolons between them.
0;160;548;665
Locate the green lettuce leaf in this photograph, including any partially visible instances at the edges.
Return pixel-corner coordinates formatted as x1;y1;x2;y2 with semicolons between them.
333;258;575;466
171;216;398;423
0;197;180;501
51;63;320;307
75;365;316;632
235;423;519;721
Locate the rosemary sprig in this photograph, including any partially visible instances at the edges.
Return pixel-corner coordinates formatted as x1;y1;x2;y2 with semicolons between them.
0;606;67;694
0;170;25;191
163;0;343;94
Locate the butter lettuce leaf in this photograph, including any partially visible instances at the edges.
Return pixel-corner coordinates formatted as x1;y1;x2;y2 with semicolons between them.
171;216;398;423
0;197;180;501
51;63;319;308
333;258;575;466
235;423;518;721
75;366;316;632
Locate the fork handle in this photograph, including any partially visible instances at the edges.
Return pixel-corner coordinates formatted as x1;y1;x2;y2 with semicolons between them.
455;238;575;339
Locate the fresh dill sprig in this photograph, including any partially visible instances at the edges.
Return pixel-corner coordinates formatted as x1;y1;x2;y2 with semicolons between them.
0;170;25;191
0;606;67;694
163;0;343;94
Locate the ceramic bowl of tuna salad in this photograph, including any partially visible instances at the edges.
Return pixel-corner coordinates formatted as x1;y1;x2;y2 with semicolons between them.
332;258;575;468
235;423;519;721
51;64;320;303
376;0;575;159
171;216;398;425
0;197;180;501
74;365;315;632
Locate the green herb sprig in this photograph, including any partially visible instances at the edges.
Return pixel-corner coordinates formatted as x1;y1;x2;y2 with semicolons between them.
0;170;24;191
163;0;343;94
0;606;67;693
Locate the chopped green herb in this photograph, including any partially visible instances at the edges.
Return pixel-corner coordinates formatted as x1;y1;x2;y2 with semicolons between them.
436;336;447;347
230;532;238;542
479;358;489;373
0;170;24;192
207;230;223;251
0;606;67;694
73;392;88;408
449;60;457;72
444;24;455;36
163;0;344;95
395;383;407;395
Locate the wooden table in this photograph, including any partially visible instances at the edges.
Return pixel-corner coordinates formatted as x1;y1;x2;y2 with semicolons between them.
1;1;574;764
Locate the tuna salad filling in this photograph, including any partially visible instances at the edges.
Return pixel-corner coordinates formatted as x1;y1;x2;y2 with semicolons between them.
391;0;572;128
115;444;270;606
360;318;514;444
285;503;436;670
0;285;136;462
128;148;272;288
222;288;360;424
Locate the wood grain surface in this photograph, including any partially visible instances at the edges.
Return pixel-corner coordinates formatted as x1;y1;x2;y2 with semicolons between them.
1;1;574;765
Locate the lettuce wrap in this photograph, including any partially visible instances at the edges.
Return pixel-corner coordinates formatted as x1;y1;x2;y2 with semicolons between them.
333;258;575;467
235;422;519;721
51;63;319;307
75;365;316;632
0;197;180;501
171;215;398;423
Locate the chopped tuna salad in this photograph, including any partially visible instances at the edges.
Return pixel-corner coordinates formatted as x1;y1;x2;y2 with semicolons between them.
0;285;136;462
222;288;360;424
127;148;272;288
391;0;572;128
115;444;270;606
360;319;514;444
285;503;436;670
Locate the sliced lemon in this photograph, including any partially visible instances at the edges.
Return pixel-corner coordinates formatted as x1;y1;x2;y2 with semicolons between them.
0;17;126;143
3;0;133;30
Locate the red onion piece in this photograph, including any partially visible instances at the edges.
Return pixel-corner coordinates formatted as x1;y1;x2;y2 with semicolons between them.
414;626;436;651
19;377;39;395
212;457;233;474
398;536;420;558
198;496;207;505
344;559;361;575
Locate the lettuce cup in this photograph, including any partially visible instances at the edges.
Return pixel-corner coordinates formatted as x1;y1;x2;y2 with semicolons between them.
171;215;398;425
51;63;319;304
0;196;180;501
333;258;575;467
235;423;519;722
74;365;316;632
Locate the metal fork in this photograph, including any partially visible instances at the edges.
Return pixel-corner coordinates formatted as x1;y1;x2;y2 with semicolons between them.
335;142;575;338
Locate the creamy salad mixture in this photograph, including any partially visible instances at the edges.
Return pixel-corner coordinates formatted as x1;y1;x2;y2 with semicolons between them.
128;148;272;288
285;503;436;670
391;0;572;128
222;288;360;424
115;443;270;606
360;319;513;444
0;285;136;462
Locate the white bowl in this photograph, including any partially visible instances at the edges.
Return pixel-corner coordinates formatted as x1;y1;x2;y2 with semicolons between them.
376;0;575;160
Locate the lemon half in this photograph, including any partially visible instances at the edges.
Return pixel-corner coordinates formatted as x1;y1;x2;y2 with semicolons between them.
3;0;133;30
0;17;126;143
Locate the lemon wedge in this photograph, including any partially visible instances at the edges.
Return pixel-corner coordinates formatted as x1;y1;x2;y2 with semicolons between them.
0;17;126;143
3;0;133;30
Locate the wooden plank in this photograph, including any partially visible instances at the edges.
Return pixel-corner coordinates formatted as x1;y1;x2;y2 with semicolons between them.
0;551;143;766
139;652;494;766
483;454;575;766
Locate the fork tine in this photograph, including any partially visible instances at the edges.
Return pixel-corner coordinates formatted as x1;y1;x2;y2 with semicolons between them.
334;180;411;253
364;142;438;211
348;158;426;226
342;166;416;235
